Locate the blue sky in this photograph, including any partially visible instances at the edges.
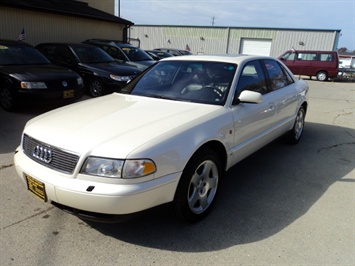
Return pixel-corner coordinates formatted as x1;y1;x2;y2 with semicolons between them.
118;0;355;50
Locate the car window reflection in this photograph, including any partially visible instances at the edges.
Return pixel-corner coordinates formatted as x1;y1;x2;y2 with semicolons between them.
129;61;236;105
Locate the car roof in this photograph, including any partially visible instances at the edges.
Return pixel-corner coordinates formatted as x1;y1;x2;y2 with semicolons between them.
155;48;180;51
84;39;134;47
0;39;32;46
159;54;274;64
37;42;97;48
283;49;337;53
146;50;171;53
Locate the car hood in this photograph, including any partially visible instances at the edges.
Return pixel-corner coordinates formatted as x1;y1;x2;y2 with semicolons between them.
24;94;220;158
80;62;141;75
0;64;79;80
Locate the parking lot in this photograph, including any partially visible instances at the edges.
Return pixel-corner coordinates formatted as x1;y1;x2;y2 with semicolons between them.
0;80;354;266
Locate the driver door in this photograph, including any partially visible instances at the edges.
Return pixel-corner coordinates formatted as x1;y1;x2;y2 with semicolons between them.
230;60;276;163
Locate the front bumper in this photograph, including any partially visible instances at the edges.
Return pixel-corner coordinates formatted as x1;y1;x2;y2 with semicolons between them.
14;148;180;216
15;86;84;103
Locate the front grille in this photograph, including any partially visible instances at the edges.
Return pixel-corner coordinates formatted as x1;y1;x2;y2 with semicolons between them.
23;134;80;174
45;78;79;90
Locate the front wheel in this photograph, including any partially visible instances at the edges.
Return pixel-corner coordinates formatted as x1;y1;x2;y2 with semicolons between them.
173;149;221;222
286;106;306;144
316;71;328;81
88;78;105;97
0;84;16;111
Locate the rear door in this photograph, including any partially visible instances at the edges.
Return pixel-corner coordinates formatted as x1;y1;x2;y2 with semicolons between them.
262;59;299;130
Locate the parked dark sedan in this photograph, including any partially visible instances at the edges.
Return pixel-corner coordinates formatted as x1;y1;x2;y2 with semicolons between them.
83;39;156;70
154;48;193;56
145;50;174;60
0;39;84;111
36;43;142;97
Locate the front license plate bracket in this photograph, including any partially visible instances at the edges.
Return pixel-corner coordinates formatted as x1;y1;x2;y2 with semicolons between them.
63;90;74;99
25;174;47;202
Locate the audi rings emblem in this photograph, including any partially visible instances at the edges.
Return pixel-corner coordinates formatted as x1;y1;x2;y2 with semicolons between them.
33;145;53;163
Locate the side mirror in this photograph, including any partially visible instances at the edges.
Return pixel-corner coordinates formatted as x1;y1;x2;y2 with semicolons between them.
234;90;263;105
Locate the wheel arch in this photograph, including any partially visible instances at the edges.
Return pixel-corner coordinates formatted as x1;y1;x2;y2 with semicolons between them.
173;139;227;222
301;101;308;114
190;140;228;173
0;77;15;87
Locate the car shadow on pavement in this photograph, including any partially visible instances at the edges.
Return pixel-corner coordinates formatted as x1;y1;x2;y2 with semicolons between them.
0;98;90;155
85;122;355;252
0;105;62;156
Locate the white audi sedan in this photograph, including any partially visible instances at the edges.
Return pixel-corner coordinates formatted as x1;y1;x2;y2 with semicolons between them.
14;55;309;222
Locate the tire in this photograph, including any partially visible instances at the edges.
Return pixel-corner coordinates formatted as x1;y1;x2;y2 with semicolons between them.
0;84;16;111
88;78;105;97
173;148;221;222
286;106;305;144
316;71;328;81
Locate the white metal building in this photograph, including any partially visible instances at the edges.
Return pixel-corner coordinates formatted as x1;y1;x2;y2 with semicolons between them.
129;25;341;57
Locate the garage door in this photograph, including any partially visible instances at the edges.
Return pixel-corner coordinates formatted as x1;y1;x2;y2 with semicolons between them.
240;39;272;56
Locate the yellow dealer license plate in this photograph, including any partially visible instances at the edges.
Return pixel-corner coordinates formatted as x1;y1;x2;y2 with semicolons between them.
63;90;74;99
25;174;47;202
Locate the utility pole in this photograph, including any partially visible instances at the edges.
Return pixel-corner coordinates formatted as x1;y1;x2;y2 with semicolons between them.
211;16;216;26
115;0;120;17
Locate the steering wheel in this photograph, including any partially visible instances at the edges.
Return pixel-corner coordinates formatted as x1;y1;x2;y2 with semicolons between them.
201;85;223;98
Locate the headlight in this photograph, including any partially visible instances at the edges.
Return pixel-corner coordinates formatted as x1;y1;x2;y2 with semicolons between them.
110;74;131;82
21;81;47;89
77;77;84;85
80;157;156;178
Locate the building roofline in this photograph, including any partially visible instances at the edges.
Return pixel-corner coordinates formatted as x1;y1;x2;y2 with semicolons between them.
132;24;341;33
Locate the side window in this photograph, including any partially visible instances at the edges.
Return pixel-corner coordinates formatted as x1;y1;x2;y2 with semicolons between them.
102;45;126;61
297;52;317;61
38;45;57;61
283;52;295;60
58;46;76;63
263;59;291;91
319;53;334;61
281;64;295;84
236;60;268;94
115;48;127;61
107;47;125;61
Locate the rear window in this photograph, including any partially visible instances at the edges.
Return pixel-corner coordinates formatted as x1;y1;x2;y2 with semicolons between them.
319;53;334;62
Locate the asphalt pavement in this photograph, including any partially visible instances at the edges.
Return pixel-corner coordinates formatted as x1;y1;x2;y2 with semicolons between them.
0;80;354;266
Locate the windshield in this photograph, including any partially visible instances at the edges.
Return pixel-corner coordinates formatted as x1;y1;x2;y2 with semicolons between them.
123;61;237;105
120;46;153;61
73;46;115;63
0;44;51;65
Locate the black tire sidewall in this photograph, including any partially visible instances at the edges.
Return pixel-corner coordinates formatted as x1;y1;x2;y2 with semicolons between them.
287;107;305;144
0;85;16;111
88;78;104;97
316;71;328;81
173;148;221;222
